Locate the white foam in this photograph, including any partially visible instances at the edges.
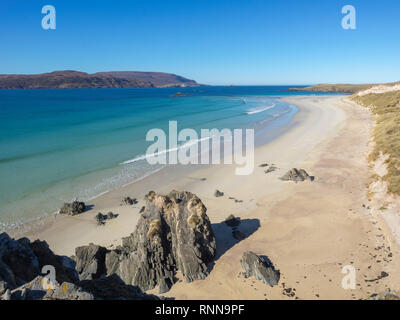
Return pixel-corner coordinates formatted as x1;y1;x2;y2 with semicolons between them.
245;104;275;115
121;136;213;165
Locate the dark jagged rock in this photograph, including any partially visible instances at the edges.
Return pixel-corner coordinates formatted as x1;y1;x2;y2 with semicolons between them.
280;168;314;182
0;233;40;288
59;201;86;216
0;232;158;300
107;212;116;219
214;190;224;197
96;212;107;225
79;274;158;300
105;190;216;293
139;206;145;213
225;214;241;228
95;212;117;226
45;281;95;300
122;197;138;205
241;251;280;287
29;240;79;284
75;244;107;281
10;276;55;300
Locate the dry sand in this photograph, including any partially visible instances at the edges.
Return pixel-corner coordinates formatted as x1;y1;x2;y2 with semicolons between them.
17;95;400;299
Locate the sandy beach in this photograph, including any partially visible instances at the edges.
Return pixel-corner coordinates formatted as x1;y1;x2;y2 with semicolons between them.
14;95;400;299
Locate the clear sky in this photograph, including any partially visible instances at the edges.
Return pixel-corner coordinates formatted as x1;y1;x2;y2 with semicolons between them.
1;0;399;85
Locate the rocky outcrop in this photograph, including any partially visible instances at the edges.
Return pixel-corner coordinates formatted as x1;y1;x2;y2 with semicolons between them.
0;233;157;300
122;197;138;205
45;281;95;300
0;190;216;299
59;201;86;216
103;190;216;293
75;244;107;281
241;251;280;287
29;239;79;284
0;233;40;288
225;214;241;228
280;168;314;182
95;212;116;225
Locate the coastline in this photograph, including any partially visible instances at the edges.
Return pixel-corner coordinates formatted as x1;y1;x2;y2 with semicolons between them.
9;95;400;299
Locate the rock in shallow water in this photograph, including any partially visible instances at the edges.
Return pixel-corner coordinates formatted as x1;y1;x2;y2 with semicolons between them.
241;251;280;287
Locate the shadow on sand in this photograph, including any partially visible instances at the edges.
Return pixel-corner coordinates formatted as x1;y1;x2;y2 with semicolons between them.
211;218;260;261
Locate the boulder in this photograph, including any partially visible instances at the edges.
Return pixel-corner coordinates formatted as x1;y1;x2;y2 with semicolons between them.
95;212;107;225
0;233;40;288
78;274;158;300
10;276;57;300
59;201;86;216
241;251;280;287
0;232;158;300
45;282;95;300
106;190;216;293
280;168;314;182
214;190;224;197
123;197;138;205
107;212;115;219
75;244;107;280
225;214;241;228
29;240;79;284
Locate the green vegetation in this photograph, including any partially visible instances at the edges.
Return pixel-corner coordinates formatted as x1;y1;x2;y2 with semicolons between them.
352;91;400;195
290;83;375;94
290;81;400;94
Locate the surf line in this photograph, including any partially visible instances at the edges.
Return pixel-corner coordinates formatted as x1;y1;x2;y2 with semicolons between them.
123;121;255;175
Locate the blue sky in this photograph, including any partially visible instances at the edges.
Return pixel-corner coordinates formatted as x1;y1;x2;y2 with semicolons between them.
1;0;399;85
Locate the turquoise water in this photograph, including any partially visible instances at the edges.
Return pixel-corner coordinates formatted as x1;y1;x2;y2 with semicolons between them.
0;86;326;229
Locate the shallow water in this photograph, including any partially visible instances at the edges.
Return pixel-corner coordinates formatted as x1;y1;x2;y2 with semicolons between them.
0;86;330;228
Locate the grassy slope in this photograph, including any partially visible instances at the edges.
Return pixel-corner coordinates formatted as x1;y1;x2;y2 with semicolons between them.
351;91;400;195
290;83;375;93
290;82;400;94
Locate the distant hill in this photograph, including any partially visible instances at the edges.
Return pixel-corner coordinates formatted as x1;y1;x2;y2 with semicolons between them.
0;70;200;89
289;83;376;94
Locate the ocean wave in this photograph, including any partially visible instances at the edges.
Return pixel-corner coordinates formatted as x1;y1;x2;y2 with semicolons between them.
121;135;213;165
245;104;275;115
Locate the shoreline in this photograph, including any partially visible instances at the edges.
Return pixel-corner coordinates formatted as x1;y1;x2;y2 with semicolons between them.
7;96;301;243
7;94;400;299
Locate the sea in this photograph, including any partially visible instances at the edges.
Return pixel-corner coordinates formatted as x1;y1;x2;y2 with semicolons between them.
0;86;333;230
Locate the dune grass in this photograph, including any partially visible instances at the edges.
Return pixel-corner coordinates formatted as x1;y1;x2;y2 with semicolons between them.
352;91;400;195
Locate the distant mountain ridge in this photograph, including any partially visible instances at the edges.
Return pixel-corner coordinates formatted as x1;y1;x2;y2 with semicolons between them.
289;81;400;94
0;70;200;89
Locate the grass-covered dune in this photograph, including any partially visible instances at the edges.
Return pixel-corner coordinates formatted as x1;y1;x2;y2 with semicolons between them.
289;83;375;94
352;91;400;195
